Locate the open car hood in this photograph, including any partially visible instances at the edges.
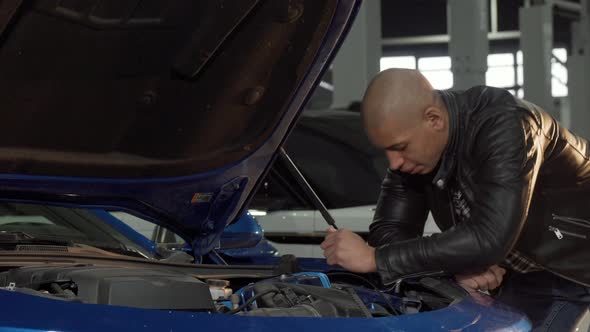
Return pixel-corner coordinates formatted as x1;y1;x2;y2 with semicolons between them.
0;0;361;255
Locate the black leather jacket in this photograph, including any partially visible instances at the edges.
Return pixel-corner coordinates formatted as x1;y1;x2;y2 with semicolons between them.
368;86;590;286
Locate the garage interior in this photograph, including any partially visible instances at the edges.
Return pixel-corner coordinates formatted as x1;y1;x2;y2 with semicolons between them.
257;0;590;258
311;0;588;138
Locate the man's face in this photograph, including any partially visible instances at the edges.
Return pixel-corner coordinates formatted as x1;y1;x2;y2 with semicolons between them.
368;110;447;175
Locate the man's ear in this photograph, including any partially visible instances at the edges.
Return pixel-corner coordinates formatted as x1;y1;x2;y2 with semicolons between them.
424;107;445;131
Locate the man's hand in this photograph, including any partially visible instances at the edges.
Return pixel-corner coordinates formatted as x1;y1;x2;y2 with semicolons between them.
455;265;506;292
320;228;377;273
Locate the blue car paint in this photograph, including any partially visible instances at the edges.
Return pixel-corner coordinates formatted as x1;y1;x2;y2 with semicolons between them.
217;213;279;258
218;213;264;250
0;1;533;331
0;288;531;332
218;238;279;258
72;210;532;331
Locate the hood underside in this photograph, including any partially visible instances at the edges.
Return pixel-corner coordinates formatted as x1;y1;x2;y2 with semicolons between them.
0;0;360;255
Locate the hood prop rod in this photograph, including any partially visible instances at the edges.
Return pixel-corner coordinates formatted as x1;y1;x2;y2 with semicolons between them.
278;148;338;230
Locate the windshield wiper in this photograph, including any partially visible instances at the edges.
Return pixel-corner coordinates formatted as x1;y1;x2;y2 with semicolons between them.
0;231;74;249
0;231;151;259
92;244;151;259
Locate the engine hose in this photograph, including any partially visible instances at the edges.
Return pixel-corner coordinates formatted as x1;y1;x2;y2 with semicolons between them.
345;287;373;318
227;289;277;315
49;283;64;294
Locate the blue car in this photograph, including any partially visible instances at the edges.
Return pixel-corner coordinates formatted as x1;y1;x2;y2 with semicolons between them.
0;0;531;331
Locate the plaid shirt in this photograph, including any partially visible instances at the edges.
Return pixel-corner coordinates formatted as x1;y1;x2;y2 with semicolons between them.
504;250;543;273
451;188;543;274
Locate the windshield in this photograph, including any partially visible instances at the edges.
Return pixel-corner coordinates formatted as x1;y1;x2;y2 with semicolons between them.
110;211;185;247
0;202;153;259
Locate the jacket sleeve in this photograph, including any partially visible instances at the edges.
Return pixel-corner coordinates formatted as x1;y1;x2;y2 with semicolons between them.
367;168;429;247
374;113;543;285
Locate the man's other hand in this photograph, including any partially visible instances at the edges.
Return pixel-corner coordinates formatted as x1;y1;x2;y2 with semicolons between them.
320;228;377;273
455;265;506;292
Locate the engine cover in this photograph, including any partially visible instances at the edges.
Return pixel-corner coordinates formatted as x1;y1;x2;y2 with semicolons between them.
0;265;214;311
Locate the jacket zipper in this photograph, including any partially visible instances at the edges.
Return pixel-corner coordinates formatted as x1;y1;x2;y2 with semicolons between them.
519;217;590;288
446;190;457;226
552;214;590;228
518;254;590;288
542;266;590;288
501;250;590;288
548;225;587;239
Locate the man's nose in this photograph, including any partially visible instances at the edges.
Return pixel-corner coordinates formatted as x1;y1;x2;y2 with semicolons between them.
387;151;404;170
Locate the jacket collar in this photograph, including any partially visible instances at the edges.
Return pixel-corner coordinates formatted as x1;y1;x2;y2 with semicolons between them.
432;90;462;189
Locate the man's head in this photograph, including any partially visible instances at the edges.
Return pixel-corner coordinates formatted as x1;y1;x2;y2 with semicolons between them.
361;68;449;175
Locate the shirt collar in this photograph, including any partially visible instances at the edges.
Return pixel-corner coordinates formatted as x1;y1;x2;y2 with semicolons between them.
432;89;461;189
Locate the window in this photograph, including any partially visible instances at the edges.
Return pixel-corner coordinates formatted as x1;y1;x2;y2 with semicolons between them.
0;202;151;258
110;211;157;240
379;55;453;90
0;215;54;226
111;211;184;245
552;48;568;97
417;56;453;90
516;51;523;86
381;48;567;96
380;56;416;70
486;53;516;88
516;48;567;97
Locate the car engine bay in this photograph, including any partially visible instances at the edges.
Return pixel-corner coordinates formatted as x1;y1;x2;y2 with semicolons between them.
0;264;467;317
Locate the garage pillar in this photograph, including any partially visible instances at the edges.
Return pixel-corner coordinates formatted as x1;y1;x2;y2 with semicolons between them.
331;0;382;109
520;2;554;115
569;0;590;139
447;0;489;90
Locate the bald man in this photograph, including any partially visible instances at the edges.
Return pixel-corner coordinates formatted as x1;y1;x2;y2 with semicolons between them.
321;69;590;330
